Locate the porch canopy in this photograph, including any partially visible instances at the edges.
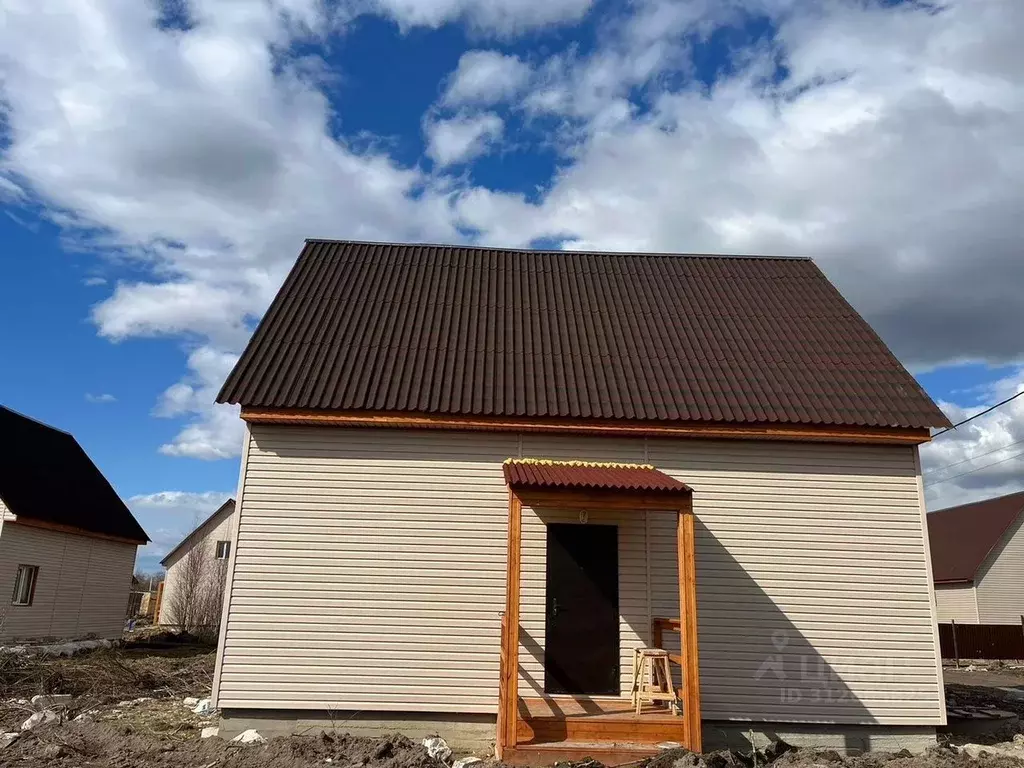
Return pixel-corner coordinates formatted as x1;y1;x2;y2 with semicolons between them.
503;459;692;495
497;459;702;760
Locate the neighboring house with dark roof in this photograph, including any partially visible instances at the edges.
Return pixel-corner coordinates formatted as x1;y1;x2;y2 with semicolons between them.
928;491;1024;624
0;406;149;643
210;240;951;761
157;499;235;627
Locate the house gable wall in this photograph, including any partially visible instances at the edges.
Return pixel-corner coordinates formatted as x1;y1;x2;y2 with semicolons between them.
159;505;235;625
0;522;136;642
933;583;979;623
215;425;944;727
974;513;1024;623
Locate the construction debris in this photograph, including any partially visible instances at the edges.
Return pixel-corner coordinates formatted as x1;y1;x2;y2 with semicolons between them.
20;709;58;731
192;697;214;716
232;728;267;745
422;736;452;763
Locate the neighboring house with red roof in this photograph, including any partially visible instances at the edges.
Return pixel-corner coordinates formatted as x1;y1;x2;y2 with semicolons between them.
210;240;951;761
0;406;149;643
928;491;1024;624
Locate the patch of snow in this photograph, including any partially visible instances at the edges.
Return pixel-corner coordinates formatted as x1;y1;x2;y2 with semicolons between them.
453;757;482;768
183;697;200;707
201;726;220;739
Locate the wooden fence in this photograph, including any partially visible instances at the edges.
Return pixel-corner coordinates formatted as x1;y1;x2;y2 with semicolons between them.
939;619;1024;662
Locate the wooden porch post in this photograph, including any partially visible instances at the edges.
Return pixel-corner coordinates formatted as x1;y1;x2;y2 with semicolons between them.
497;490;523;758
677;503;702;752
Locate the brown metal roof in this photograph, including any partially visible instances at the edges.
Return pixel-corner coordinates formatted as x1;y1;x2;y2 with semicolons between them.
928;491;1024;584
218;239;949;430
503;460;691;494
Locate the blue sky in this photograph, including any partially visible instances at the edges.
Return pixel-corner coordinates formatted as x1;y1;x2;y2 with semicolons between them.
1;0;1023;571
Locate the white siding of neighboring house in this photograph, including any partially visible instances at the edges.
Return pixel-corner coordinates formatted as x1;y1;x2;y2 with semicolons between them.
214;425;944;728
159;504;235;625
975;513;1024;624
933;584;979;624
0;522;137;642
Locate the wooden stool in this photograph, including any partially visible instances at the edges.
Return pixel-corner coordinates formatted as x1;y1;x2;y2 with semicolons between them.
631;648;676;715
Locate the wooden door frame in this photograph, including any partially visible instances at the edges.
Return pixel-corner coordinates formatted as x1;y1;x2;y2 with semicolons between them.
496;486;702;757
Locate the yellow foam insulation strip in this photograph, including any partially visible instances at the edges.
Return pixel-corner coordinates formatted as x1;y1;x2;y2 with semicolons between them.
503;457;655;470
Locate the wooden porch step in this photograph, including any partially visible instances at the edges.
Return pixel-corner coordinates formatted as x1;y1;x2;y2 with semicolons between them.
503;742;666;767
518;715;684;745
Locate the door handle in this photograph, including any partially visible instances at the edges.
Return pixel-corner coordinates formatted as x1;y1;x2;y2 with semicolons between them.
553;597;558;617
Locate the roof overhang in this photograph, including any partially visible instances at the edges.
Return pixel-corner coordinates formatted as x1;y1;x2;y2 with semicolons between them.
241;407;933;446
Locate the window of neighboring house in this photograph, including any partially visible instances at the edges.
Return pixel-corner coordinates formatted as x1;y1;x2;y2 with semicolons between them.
12;565;38;606
215;541;231;560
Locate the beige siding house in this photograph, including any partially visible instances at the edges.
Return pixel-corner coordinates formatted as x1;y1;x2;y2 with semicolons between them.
929;491;1024;624
158;499;235;627
0;407;149;643
212;241;952;762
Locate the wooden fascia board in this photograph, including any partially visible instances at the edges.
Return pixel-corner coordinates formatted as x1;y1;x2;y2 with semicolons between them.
241;407;932;445
511;488;691;511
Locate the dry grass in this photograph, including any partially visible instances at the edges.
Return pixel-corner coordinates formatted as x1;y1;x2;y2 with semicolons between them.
0;647;216;701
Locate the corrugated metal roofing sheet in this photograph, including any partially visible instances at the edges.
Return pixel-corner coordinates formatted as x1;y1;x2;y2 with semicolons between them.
928;491;1024;584
503;460;691;494
218;239;950;430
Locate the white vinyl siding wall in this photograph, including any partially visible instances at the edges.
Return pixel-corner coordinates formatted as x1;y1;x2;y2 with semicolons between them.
159;506;235;625
217;426;944;727
933;584;979;624
975;514;1024;624
0;523;136;642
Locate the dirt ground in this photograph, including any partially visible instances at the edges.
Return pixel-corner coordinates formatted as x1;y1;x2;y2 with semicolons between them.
3;646;1024;768
943;663;1024;690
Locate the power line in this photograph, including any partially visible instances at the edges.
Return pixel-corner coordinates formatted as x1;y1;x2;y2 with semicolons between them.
923;436;1024;477
933;390;1024;438
925;447;1024;488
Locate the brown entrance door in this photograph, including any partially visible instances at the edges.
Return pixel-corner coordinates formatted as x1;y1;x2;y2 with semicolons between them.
544;523;619;695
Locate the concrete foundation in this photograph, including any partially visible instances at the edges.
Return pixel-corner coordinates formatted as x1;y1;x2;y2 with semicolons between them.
219;709;498;753
703;722;938;755
221;709;938;757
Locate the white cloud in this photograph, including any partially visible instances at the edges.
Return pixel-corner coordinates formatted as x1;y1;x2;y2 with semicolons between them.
155;346;244;459
444;51;531;105
84;392;116;403
3;0;1024;494
369;0;593;35
83;276;107;286
128;490;231;511
456;0;1024;370
0;0;461;455
128;490;233;570
425;112;504;166
921;369;1024;509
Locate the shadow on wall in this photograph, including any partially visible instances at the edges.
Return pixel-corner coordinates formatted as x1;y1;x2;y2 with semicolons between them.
518;514;935;753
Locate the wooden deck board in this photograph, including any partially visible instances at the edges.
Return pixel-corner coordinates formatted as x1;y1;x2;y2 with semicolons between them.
517;696;685;748
521;696;680;721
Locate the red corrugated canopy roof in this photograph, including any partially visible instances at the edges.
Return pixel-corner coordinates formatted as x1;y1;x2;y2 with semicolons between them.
928;491;1024;584
503;459;691;494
